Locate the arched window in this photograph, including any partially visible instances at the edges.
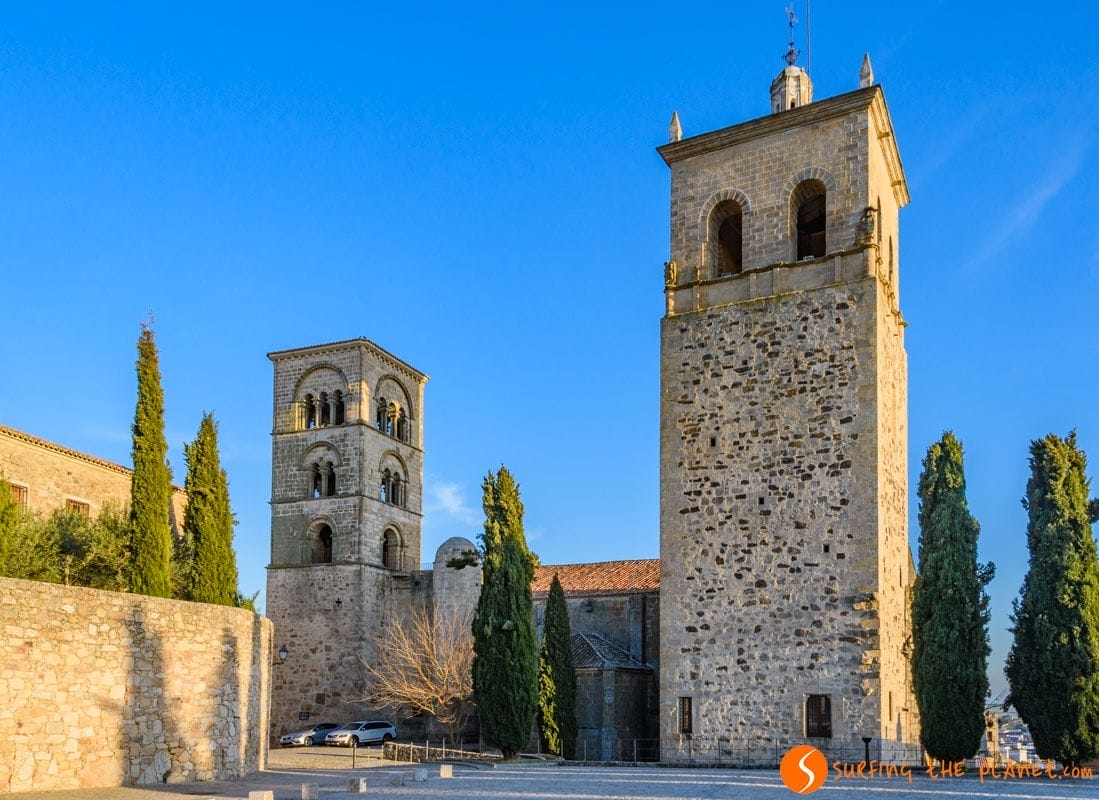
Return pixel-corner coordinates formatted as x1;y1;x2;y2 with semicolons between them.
380;469;391;502
709;199;743;277
396;408;409;442
310;524;333;564
304;394;317;429
318;392;330;426
324;461;336;497
311;463;322;498
334;390;346;425
383;528;401;570
376;397;387;431
888;236;895;283
793;180;827;260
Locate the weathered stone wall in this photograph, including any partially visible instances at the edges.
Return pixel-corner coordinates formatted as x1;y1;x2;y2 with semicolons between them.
573;670;653;761
266;563;395;738
660;270;884;752
534;592;659;668
0;425;186;536
0;577;271;793
431;537;481;623
868;118;919;745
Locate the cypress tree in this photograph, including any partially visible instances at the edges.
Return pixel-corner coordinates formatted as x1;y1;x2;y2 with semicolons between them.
128;322;173;597
1006;432;1099;766
538;574;577;758
471;467;538;759
184;413;239;605
911;432;993;760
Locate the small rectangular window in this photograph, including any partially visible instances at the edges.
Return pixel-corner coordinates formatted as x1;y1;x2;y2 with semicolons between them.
7;483;28;509
806;694;832;738
678;696;693;735
66;499;90;518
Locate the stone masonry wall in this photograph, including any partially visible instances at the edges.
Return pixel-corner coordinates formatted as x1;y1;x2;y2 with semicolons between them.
266;564;394;739
0;425;187;536
660;267;884;755
0;577;271;793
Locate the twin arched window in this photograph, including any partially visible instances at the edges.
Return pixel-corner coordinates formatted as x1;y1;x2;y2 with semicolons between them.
380;468;405;507
309;461;336;498
375;398;411;443
303;391;346;430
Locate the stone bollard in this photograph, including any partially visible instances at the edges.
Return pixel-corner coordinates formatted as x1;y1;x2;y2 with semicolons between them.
413;768;428;782
249;792;275;800
301;784;319;800
439;764;453;778
389;773;405;786
347;776;368;793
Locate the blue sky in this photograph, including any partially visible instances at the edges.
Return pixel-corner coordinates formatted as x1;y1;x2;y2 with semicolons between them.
0;3;1095;698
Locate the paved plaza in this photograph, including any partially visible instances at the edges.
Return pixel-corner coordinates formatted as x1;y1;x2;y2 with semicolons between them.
4;748;1096;800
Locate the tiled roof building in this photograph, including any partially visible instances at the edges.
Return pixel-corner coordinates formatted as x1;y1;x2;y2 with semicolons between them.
533;559;660;597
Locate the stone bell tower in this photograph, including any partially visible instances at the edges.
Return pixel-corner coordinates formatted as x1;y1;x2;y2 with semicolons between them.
266;338;427;738
657;53;918;761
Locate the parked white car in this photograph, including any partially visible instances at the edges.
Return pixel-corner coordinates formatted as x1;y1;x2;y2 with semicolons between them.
325;720;397;747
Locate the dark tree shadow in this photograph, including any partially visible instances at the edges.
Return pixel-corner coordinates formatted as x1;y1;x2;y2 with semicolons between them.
123;603;179;785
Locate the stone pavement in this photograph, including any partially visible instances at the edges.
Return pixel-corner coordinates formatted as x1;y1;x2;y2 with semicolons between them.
4;749;1096;800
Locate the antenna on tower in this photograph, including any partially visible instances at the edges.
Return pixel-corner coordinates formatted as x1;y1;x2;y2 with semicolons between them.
783;5;800;66
806;0;812;75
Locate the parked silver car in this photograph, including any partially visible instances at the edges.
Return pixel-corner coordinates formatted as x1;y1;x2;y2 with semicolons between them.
325;720;397;747
279;722;339;747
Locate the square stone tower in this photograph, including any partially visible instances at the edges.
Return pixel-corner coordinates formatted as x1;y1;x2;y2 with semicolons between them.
657;64;918;760
266;338;427;738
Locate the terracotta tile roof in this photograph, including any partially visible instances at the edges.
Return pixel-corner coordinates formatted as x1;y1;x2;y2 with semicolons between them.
570;633;651;672
533;558;659;597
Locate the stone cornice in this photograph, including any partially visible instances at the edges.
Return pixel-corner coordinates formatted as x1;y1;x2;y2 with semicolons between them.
658;85;909;207
268;338;428;384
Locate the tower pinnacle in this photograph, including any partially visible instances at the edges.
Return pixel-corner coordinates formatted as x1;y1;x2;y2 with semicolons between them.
783;5;801;66
859;53;875;88
770;6;813;114
668;111;682;143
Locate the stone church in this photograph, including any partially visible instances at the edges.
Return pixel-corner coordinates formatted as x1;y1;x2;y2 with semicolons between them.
265;52;920;762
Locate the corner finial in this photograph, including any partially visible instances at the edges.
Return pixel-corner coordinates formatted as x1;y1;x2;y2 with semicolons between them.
859;53;874;88
783;5;801;66
669;111;682;143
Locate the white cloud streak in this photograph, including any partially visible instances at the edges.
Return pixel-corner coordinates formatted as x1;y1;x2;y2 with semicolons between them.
424;480;479;526
963;136;1088;272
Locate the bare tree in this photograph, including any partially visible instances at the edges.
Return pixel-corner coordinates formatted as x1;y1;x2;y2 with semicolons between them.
363;608;474;746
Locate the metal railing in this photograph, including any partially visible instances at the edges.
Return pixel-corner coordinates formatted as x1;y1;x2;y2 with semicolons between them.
382;740;500;764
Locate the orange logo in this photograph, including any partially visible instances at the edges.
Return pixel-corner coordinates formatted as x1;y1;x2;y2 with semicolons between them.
780;745;828;794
